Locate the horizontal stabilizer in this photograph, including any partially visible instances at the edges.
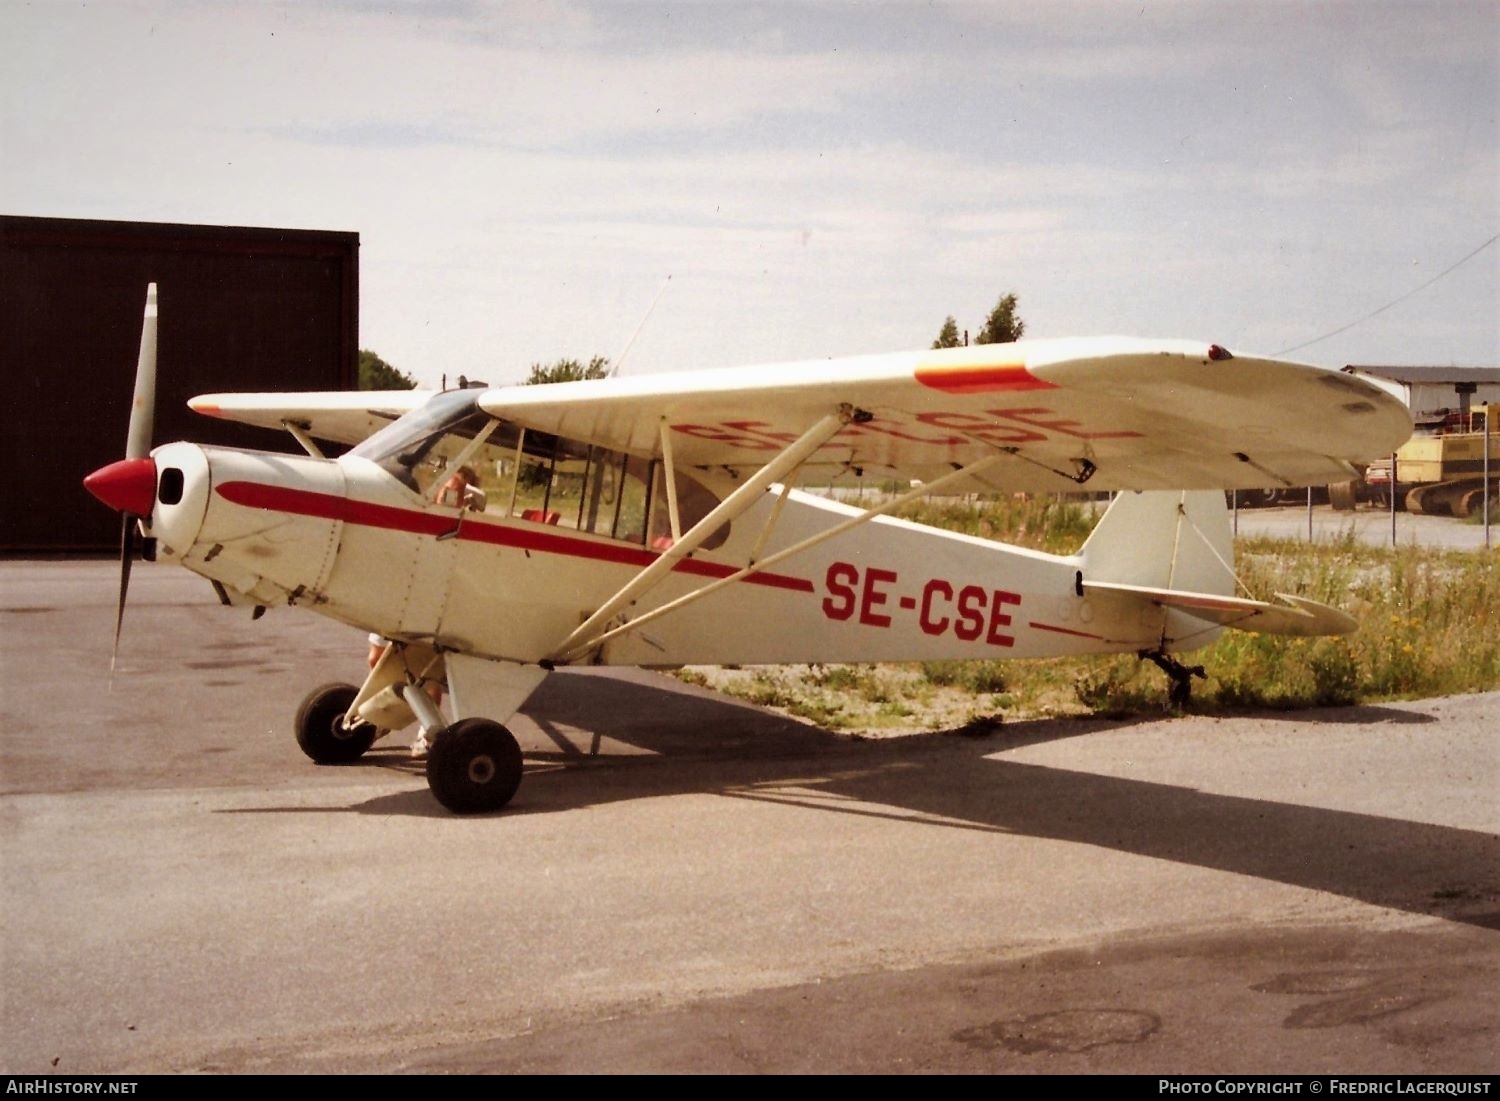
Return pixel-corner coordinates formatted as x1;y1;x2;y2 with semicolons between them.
1084;582;1358;637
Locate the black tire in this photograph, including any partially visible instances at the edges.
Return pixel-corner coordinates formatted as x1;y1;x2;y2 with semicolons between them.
295;682;378;764
1328;479;1361;511
426;718;523;814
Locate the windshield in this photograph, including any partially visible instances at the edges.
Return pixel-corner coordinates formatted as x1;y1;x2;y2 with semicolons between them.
350;389;496;487
350;389;529;503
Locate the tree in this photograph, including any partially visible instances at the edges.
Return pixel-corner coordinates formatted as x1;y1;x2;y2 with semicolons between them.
974;293;1025;345
526;356;611;385
358;349;417;390
931;316;962;349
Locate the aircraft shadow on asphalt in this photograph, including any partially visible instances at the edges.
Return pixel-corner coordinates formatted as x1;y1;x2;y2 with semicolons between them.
36;570;1483;935
1244;704;1436;726
338;669;1497;933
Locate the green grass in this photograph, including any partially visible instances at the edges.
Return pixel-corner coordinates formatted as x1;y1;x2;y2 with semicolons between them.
1008;537;1497;717
893;494;1103;555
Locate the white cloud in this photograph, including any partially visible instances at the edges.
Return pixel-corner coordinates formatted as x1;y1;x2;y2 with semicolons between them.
3;0;1495;386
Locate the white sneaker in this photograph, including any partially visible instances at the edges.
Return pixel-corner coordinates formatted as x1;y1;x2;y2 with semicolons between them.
410;730;430;759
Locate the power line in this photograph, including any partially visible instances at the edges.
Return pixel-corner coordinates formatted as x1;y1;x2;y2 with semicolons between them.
1274;232;1498;357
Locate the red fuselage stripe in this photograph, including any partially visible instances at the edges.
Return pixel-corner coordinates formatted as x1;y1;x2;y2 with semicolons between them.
1027;620;1104;640
215;481;815;593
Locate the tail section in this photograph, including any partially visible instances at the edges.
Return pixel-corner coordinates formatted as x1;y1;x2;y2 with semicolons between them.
1081;490;1234;596
1080;490;1356;641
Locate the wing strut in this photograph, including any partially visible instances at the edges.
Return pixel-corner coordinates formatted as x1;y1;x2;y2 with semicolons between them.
549;450;1009;664
281;420;327;459
505;428;527;516
659;418;683;541
547;407;857;663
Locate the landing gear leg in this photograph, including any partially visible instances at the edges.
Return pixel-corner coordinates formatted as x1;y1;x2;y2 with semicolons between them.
1139;649;1206;709
393;661;525;815
398;677;449;744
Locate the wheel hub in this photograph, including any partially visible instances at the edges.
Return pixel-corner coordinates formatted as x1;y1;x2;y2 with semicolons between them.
467;754;496;785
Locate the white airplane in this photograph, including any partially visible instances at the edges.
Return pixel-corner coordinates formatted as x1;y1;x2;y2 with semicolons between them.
85;285;1413;813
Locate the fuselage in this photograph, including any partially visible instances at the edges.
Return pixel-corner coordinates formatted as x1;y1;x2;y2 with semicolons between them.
132;437;1182;668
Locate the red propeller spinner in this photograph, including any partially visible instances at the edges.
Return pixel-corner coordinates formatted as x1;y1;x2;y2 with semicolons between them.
84;457;157;516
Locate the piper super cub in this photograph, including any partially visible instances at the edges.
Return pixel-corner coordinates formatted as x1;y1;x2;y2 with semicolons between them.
84;285;1413;813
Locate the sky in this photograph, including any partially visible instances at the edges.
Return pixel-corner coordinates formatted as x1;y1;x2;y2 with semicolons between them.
4;0;1497;390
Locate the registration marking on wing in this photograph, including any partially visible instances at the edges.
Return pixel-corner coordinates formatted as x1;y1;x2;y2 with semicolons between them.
671;407;1144;451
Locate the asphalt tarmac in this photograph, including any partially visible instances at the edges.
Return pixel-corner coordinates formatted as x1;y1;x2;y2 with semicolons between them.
1;561;1496;1075
1228;502;1495;551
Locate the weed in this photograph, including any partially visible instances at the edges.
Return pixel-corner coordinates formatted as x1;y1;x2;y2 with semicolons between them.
919;659;1008;694
894;494;1101;554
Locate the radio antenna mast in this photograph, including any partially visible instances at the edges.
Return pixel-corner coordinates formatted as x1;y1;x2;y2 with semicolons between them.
610;274;672;378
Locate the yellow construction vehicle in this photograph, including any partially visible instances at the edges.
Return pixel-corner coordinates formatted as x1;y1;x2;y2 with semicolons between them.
1332;404;1497;516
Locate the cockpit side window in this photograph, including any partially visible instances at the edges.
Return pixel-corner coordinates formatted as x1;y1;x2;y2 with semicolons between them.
510;436;726;548
647;465;728;550
351;390;727;547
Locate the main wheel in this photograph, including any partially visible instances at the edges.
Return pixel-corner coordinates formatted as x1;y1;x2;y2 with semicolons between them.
426;718;523;814
295;683;379;764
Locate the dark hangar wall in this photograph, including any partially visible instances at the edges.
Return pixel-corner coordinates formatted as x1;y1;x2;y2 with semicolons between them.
2;215;359;552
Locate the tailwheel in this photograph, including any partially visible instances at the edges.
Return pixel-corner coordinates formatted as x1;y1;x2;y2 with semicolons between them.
295;683;379;764
1140;649;1206;709
426;718;523;814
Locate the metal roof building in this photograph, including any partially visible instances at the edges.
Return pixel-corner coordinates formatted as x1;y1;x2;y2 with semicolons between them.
1343;365;1500;425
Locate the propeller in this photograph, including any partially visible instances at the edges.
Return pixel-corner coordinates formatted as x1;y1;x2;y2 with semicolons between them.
126;284;157;462
83;284;159;673
112;513;138;672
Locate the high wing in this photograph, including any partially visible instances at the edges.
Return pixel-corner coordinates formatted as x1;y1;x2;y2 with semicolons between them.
188;338;1412;494
476;338;1413;494
189;389;432;447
